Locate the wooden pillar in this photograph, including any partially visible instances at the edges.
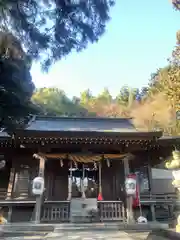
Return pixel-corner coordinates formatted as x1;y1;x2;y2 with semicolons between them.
67;160;72;200
147;161;155;221
6;164;16;199
98;161;103;200
123;156;134;223
150;204;156;221
81;163;86;198
168;204;173;220
33;154;46;224
147;163;153;195
7;206;12;222
6;162;16;222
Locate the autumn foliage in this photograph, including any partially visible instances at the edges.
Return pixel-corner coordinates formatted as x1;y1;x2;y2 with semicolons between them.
32;32;180;136
32;83;180;136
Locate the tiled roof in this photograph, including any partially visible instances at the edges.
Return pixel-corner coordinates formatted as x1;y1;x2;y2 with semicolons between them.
0;131;10;138
25;116;137;133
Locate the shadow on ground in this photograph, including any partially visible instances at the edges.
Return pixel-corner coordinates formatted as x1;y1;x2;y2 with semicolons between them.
127;229;180;240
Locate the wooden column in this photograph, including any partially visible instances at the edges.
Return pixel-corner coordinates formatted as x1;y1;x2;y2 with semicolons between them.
147;163;153;195
6;164;16;199
123;155;134;223
33;154;46;224
67;160;72;200
98;161;103;200
6;162;16;222
150;204;156;221
147;161;156;221
81;163;86;198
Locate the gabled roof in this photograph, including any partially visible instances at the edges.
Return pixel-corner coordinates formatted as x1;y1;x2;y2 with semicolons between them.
0;130;10;138
0;116;163;142
158;135;180;146
25;116;137;133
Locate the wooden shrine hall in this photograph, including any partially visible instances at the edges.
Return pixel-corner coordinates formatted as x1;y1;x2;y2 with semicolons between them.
0;116;179;223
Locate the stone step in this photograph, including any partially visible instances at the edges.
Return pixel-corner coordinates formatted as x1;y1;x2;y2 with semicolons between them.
2;223;54;233
54;222;169;232
0;222;169;235
0;230;48;238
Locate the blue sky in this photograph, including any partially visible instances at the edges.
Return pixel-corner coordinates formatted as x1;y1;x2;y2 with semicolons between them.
31;0;180;98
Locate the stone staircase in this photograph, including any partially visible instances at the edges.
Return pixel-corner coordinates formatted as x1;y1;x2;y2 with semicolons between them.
54;222;169;232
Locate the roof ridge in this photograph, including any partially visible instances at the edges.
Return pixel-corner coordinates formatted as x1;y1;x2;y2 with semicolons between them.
35;115;133;121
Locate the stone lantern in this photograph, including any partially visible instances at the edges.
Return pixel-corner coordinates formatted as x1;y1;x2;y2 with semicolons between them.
166;150;180;232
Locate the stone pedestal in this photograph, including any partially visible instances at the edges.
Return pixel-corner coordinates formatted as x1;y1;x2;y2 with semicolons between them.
172;170;180;232
176;224;180;232
166;150;180;233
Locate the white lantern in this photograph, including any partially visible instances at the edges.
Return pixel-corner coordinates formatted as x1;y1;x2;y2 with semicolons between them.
0;160;5;170
32;177;44;195
125;175;136;196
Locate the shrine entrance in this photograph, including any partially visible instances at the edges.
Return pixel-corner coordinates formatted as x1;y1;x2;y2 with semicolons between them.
70;164;99;199
40;153;127;223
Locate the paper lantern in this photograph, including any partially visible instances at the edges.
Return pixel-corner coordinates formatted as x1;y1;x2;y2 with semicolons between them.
125;174;137;196
32;177;44;195
0;160;5;170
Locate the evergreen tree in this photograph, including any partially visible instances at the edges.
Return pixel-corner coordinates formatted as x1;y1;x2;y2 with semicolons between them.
1;0;115;70
0;32;36;130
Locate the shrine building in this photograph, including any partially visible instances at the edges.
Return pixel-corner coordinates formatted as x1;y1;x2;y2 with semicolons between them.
0;116;179;223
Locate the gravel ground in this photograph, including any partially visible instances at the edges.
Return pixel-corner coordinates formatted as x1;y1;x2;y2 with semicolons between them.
2;230;150;240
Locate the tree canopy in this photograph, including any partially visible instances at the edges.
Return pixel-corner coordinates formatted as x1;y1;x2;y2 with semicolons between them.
1;0;114;70
0;32;36;130
1;0;180;133
0;0;115;129
32;87;90;117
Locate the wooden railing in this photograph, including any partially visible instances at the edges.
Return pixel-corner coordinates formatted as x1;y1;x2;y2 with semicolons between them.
98;201;125;222
41;201;70;222
2;197;175;223
140;193;177;203
41;200;125;223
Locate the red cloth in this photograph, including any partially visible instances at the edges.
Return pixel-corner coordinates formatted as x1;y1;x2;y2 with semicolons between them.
97;193;103;201
133;184;140;207
127;174;140;207
133;174;140;207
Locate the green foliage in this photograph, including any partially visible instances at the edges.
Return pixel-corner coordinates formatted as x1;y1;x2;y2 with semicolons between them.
171;0;180;10
149;66;180;105
96;88;112;104
32;86;141;118
147;33;180;134
0;0;115;128
32;87;89;117
80;89;93;106
116;86;139;107
0;0;114;70
0;32;36;130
